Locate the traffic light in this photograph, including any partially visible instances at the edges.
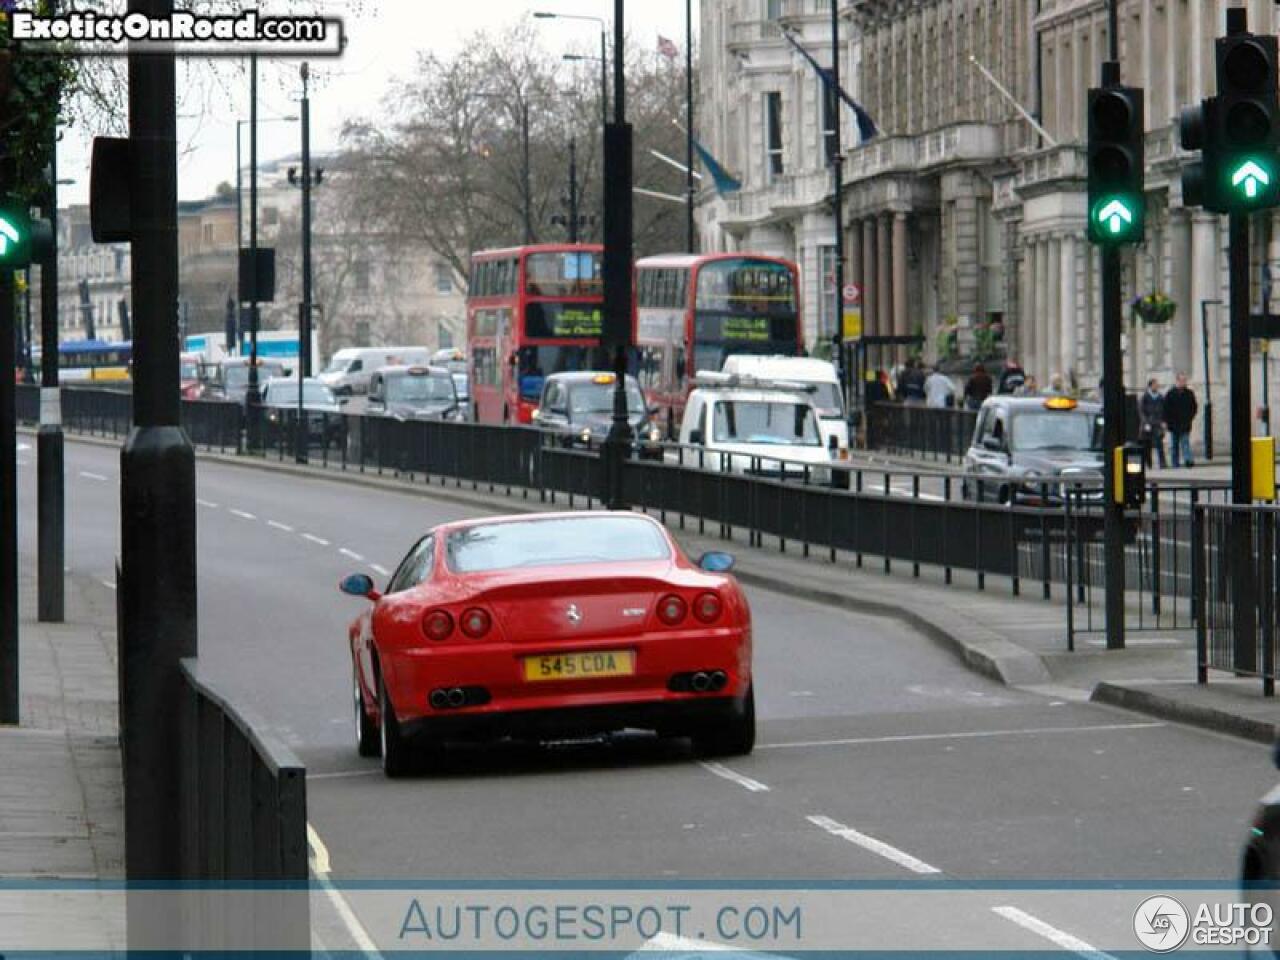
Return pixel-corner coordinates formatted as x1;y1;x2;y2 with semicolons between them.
1087;85;1145;245
1212;29;1280;211
1180;98;1218;210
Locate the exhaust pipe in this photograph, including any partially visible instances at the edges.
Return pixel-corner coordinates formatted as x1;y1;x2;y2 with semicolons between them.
429;689;449;709
709;670;727;691
446;687;466;708
690;671;711;693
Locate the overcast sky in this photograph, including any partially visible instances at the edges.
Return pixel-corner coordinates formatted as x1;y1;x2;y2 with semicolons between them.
56;0;696;206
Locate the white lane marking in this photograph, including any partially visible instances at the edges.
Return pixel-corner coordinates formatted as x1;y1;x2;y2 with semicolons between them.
196;498;219;509
267;520;294;532
698;761;770;793
369;563;390;577
637;931;738;952
229;508;257;521
992;906;1115;959
302;533;331;546
100;580;117;591
806;814;942;875
758;721;1165;751
307;823;380;957
307;769;381;781
339;548;365;562
79;471;108;482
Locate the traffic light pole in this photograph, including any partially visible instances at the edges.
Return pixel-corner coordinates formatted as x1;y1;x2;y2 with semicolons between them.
830;0;846;403
1101;244;1126;651
38;121;64;624
1;264;16;725
1229;212;1258;672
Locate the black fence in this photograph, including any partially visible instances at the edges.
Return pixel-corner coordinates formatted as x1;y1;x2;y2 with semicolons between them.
1194;504;1278;696
179;657;309;949
865;403;977;462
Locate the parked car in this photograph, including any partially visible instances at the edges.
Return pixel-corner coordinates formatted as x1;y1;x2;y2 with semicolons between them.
961;395;1105;504
533;371;662;458
340;511;754;776
318;346;432;396
208;357;287;404
367;365;463;421
260;376;346;447
677;372;835;484
1242;740;1280;955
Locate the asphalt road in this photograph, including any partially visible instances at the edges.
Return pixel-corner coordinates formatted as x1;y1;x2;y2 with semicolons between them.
14;436;1277;953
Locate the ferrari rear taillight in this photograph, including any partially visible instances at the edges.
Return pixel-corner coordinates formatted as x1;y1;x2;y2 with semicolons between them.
657;594;687;626
422;609;454;641
460;607;491;638
692;592;722;623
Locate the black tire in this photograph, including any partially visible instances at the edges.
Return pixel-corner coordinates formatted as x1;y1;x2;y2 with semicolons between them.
378;673;415;778
354;663;379;758
694;683;756;758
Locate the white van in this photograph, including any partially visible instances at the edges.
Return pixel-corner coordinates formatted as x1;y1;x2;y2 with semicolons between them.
677;372;834;484
317;346;432;396
721;355;849;458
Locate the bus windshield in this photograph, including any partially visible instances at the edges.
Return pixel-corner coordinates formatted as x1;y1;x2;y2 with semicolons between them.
695;259;797;316
525;251;603;298
516;345;598;401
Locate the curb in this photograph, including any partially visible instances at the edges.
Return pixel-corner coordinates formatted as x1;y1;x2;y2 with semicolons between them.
1090;681;1279;744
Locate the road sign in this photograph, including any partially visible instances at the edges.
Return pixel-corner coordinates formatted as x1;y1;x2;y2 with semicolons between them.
843;283;861;305
842;308;862;340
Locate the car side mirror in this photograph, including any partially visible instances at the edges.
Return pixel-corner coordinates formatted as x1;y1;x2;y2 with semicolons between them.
982;436;1006;453
689;428;704;445
698;551;735;573
339;573;380;601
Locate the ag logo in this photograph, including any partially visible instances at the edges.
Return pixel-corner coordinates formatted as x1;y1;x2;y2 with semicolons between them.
1133;895;1190;952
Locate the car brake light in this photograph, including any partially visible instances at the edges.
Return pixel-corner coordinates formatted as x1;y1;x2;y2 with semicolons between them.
692;592;722;623
422;609;454;641
657;594;687;625
460;607;491;638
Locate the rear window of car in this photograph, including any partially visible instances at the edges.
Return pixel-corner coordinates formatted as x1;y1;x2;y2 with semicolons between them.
445;516;671;573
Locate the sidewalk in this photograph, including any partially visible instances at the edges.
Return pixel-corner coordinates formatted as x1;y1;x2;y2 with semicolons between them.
190;441;1279;747
0;564;124;945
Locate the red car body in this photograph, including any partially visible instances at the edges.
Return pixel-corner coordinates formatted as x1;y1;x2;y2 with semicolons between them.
344;512;753;775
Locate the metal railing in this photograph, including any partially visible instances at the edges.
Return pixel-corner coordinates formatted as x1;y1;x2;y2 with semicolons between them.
865;402;977;462
179;657;309;949
1194;503;1279;696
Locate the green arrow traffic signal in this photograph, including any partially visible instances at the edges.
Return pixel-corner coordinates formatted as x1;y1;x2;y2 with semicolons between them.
0;214;22;261
1096;199;1135;236
1231;159;1272;199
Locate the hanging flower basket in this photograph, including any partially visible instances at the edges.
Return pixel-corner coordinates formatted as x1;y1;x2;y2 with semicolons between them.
1131;292;1177;325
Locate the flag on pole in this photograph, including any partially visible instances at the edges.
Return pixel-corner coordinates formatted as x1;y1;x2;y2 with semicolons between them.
691;137;741;195
657;35;679;60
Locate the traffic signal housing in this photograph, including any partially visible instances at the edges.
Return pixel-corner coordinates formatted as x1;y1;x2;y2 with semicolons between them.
1212;30;1280;212
1087;85;1145;245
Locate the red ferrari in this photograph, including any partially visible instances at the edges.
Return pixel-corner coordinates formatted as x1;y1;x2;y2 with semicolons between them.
341;511;754;777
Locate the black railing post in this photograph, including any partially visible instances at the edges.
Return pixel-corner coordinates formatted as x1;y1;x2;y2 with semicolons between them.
1192;497;1208;684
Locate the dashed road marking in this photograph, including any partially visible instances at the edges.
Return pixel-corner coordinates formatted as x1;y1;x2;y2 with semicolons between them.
79;471;108;482
698;761;770;793
758;721;1165;751
369;563;390;577
267;520;295;532
806;814;942;875
229;508;257;520
339;548;365;562
308;823;380;957
196;498;219;509
100;579;117;591
302;533;331;546
636;931;738;952
991;906;1114;959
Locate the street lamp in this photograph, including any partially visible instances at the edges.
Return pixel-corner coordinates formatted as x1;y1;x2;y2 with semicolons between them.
561;53;608;132
534;12;608;129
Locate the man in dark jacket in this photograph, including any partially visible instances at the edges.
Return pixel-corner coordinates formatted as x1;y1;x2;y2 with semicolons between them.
1163;372;1198;468
1139;378;1167;468
964;363;993;410
998;358;1026;394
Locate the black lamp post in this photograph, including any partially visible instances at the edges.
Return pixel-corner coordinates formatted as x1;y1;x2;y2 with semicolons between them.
535;11;608;128
286;62;323;464
235;112;295;358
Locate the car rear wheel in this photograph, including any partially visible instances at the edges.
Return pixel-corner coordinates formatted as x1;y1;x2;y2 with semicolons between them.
694;683;756;758
354;664;379;758
378;675;414;778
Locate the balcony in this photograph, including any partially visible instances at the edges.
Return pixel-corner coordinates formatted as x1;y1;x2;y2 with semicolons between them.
727;19;782;52
843;123;1002;183
778;0;832;22
1013;144;1087;192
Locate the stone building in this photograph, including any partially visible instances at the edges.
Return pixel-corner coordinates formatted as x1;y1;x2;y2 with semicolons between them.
29;204;133;343
698;0;1280;447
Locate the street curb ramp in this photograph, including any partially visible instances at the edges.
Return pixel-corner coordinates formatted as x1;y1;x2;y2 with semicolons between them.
1090;681;1280;744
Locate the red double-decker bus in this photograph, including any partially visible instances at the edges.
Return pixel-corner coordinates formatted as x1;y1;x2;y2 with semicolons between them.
467;244;606;424
633;252;803;429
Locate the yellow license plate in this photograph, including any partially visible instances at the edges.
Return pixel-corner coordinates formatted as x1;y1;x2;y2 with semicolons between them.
523;650;635;682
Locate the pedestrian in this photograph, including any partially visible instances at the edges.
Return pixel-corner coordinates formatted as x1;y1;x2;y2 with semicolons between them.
998;357;1026;394
964;362;993;410
1017;374;1040;396
899;359;927;404
924;366;956;408
1047;372;1068;396
1164;372;1198;468
1139;377;1167;469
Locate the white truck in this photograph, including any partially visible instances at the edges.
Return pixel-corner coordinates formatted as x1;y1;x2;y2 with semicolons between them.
721;354;849;459
677;372;835;484
317;346;432;396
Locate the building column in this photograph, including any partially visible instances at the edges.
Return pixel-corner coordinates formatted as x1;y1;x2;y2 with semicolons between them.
1034;238;1050;380
1047;235;1062;380
892;212;908;342
862;218;877;339
1189;212;1220;407
1018;230;1034;365
1170;209;1194;375
1059;235;1078;380
877;213;892;349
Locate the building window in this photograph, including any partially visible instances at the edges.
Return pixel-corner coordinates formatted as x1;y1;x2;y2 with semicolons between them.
765;91;784;179
765;0;781;18
434;263;453;294
817;245;837;338
821;79;838;167
354;261;370;295
202;223;215;246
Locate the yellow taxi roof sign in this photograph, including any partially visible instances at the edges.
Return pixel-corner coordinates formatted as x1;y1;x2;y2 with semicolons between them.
1043;396;1077;410
591;373;616;384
